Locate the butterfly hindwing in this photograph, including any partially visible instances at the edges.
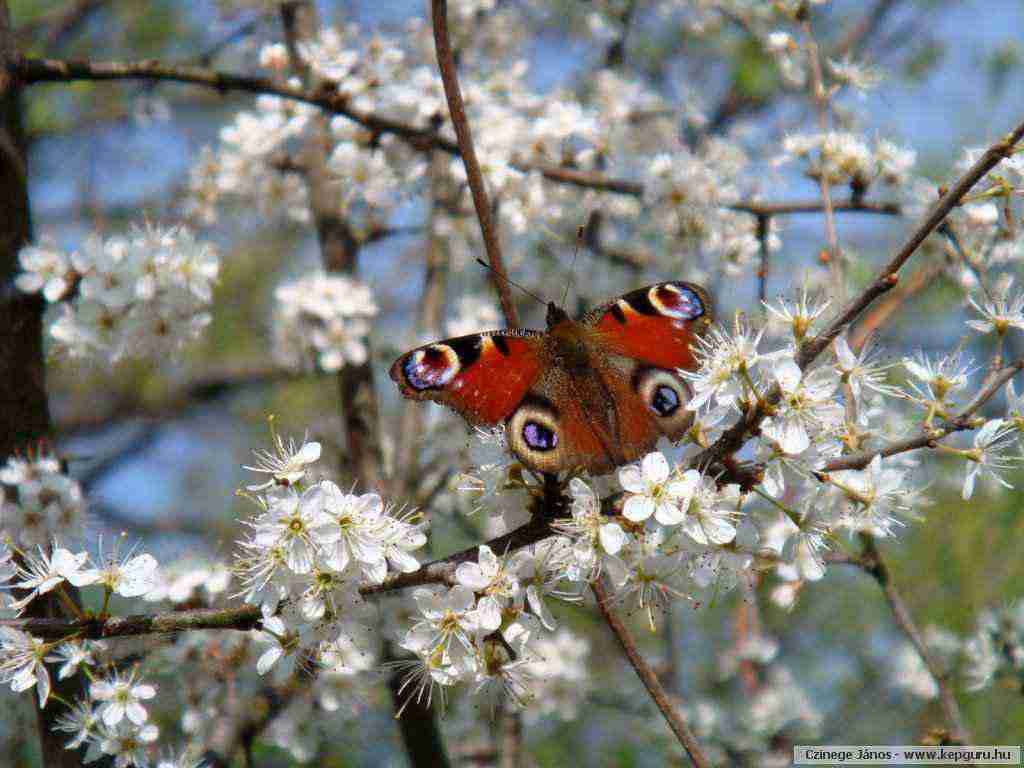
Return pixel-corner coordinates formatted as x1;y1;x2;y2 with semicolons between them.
389;331;545;426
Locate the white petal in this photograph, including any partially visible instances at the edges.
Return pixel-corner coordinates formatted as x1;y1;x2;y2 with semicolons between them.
126;701;149;725
618;464;645;493
298;442;322;463
477;545;499;576
90;680;114;700
102;701;126;726
622;495;654;522
257;646;283;675
774;358;803;393
35;668;51;708
701;516;737;545
476;596;502;631
962;467;977;500
447;585;476;613
598;523;626;555
654;500;685;526
388;548;421;573
132;683;157;700
641;452;670;484
526;585;556;631
455;562;490;591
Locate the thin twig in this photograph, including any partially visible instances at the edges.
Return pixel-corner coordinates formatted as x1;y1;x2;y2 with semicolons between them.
0;510;564;640
14;57;914;219
819;358;1024;472
430;0;517;326
591;579;710;768
756;213;771;307
832;0;901;59
801;11;845;303
857;535;971;744
690;114;1024;472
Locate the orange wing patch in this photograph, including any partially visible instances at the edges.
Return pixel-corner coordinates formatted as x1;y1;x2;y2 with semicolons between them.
593;302;703;371
390;333;544;426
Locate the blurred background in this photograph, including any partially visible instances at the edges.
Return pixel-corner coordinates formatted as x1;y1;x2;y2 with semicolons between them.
7;0;1024;764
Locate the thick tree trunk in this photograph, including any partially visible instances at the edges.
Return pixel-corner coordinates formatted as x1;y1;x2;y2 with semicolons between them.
0;1;47;457
0;5;86;767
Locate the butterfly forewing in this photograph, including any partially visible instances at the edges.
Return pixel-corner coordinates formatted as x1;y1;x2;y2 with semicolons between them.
389;330;545;426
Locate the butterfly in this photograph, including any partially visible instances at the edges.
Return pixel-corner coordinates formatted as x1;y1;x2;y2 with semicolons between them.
389;281;713;476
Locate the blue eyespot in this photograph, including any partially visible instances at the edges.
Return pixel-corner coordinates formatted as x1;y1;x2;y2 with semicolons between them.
523;421;557;451
651;385;680;416
403;346;459;390
654;284;704;320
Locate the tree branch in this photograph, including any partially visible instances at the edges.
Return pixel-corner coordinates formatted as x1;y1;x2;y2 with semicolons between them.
856;535;971;744
690;115;1024;471
431;0;517;326
819;358;1024;473
591;579;710;768
0;497;573;641
13;56;913;222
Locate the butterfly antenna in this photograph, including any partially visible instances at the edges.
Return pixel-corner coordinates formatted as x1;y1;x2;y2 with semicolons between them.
561;224;584;308
474;258;547;307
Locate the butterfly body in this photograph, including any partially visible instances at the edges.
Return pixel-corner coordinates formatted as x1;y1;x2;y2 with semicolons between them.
390;282;712;475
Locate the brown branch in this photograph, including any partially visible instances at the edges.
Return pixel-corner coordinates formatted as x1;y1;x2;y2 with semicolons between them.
756;213;771;306
1;604;263;640
819;358;1024;473
13;56;914;222
0;500;570;641
278;2;384;491
591;579;710;768
856;535;971;744
832;0;901;59
801;12;845;301
690;115;1024;472
0;4;78;763
53;363;301;436
431;0;517;326
15;0;109;51
729;198;901;216
499;705;523;768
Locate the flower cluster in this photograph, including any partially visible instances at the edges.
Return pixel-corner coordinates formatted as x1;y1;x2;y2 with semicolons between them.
15;226;219;364
0;535;166;766
233;436;426;677
778;132;916;190
395;539;589;715
271;271;378;372
1;451;85;547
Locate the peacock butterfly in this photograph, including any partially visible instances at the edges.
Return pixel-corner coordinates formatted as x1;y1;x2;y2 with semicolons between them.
389;281;713;475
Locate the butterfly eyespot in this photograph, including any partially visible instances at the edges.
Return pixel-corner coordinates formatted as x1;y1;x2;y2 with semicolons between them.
402;344;461;391
651;385;681;417
634;368;693;440
507;399;563;472
648;283;704;320
522;421;558;451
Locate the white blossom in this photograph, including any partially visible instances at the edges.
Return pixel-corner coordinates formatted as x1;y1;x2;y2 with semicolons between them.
961;418;1018;499
244;434;322;491
8;544;94;614
0;627;52;706
90;670;158;727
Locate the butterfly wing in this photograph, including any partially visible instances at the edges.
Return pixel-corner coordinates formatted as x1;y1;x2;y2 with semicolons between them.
582;281;713;371
389;330;545;427
581;281;714;460
390;281;713;477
